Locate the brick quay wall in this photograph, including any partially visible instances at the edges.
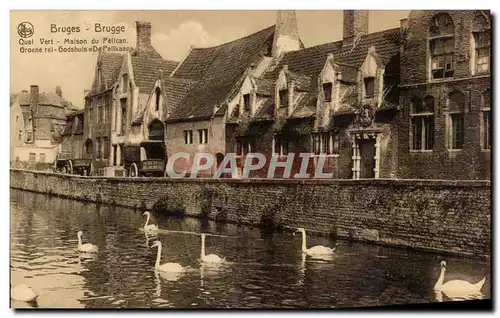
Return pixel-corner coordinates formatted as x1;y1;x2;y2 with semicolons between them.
10;169;491;258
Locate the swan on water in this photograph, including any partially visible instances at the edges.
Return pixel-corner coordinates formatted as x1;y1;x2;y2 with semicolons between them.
11;284;38;302
77;231;99;253
151;240;185;273
434;260;486;300
200;233;224;264
294;228;335;256
143;211;159;233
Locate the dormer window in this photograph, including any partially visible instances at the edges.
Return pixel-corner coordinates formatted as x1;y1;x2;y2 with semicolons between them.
279;89;288;108
364;77;375;98
155;87;161;111
322;82;333;102
97;62;102;86
243;94;251;112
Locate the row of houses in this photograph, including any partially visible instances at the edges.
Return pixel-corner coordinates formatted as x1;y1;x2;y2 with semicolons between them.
60;10;491;180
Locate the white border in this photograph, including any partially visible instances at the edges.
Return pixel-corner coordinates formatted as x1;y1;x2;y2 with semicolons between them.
2;1;499;317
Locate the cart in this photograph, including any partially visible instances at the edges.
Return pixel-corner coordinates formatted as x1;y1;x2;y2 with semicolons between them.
122;141;167;177
53;152;94;176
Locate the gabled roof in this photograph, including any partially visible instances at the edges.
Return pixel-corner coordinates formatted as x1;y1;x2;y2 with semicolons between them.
90;52;124;95
17;91;65;107
168;25;276;121
131;57;178;94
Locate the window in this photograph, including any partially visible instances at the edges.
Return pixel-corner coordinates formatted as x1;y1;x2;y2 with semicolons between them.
410;96;435;151
273;134;288;156
88;106;93;125
103;137;109;159
25;131;33;142
312;132;339;155
482;90;491;150
474;31;490;74
198;129;208;144
121;98;127;134
447;91;466;150
104;101;109;123
279;89;288;108
96;137;102;159
450;113;465;149
28;153;36;162
97;66;102;87
18;131;22;141
429;13;455;80
155;87;161;112
16;116;18;123
184;130;193;144
39;153;46;163
122;74;128;93
364;77;375;98
243;94;251;112
236;136;252;156
323;82;333;102
482;111;491;150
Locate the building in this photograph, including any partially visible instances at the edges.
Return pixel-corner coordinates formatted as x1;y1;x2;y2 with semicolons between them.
60;109;85;160
84;21;178;176
398;11;491;180
10;85;75;168
111;10;491;180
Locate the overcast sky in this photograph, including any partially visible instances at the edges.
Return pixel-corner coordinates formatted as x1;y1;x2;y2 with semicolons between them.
10;10;409;107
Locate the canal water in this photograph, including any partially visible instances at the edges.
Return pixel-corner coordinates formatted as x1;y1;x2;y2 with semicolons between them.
10;189;490;309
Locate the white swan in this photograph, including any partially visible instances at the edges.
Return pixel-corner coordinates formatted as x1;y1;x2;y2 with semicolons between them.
151;240;185;273
143;211;159;232
77;231;99;253
11;284;38;302
434;260;486;300
294;228;335;256
200;233;224;264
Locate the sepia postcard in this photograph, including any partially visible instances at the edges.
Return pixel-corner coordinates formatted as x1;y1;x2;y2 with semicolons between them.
9;9;491;310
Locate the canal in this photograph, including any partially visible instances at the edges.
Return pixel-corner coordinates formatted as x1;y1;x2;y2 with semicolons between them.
10;189;490;309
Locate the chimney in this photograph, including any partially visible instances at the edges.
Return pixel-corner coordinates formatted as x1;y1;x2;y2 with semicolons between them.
55;86;62;97
135;21;162;59
343;10;369;46
400;18;408;30
272;10;302;57
29;85;39;111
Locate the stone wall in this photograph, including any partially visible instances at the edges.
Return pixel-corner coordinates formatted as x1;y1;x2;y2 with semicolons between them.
10;169;490;258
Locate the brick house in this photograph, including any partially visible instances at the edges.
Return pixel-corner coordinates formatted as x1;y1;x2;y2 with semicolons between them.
60;109;85;160
10;85;74;166
108;22;178;176
84;21;178;176
398;10;491;180
84;52;123;173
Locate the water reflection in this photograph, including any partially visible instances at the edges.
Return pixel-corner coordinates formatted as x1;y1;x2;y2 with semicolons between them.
10;189;491;309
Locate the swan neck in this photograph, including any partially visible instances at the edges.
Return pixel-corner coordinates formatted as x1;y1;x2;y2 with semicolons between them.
144;213;150;228
435;267;445;290
301;231;307;252
201;236;206;260
155;243;162;268
77;233;82;248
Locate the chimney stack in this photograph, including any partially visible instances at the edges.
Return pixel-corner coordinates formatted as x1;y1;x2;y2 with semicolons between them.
400;18;408;30
29;85;39;111
272;10;302;57
343;10;369;46
55;86;62;97
134;21;162;59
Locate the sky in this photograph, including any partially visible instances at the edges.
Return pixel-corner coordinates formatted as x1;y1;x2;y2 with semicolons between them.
10;10;410;108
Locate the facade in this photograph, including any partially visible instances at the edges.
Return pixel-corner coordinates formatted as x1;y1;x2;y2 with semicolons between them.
60;109;85;159
10;85;75;165
398;10;491;180
150;10;490;180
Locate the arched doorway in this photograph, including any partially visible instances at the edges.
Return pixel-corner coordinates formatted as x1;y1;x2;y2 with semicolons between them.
145;120;166;160
84;139;94;159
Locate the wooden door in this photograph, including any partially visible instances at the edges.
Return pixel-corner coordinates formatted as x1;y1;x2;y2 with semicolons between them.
359;138;376;178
